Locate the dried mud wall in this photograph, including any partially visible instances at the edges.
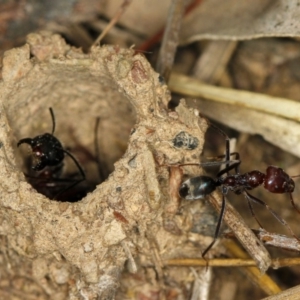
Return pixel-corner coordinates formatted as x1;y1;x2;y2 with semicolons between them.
0;32;208;299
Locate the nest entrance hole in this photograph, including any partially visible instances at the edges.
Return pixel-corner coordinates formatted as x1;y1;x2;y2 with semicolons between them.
8;78;136;202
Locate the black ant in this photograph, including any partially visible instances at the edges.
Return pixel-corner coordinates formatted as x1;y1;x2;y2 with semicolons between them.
17;107;86;200
178;128;300;259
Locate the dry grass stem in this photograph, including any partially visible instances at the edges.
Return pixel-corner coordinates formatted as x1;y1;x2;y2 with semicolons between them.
165;257;300;268
262;285;300;300
156;0;185;81
169;72;300;122
92;0;133;47
208;193;271;273
223;239;281;296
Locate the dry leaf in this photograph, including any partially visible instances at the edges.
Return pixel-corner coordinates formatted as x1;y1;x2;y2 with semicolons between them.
180;0;300;44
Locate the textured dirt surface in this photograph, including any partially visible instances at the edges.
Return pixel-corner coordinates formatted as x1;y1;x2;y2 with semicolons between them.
0;32;212;299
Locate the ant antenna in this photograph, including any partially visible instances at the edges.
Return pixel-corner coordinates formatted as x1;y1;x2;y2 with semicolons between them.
291;175;300;178
52;149;86;198
63;150;85;180
51;149;86;200
49;107;56;135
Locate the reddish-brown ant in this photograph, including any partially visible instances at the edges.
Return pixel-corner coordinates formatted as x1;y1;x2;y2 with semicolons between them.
178;127;300;259
17;108;86;200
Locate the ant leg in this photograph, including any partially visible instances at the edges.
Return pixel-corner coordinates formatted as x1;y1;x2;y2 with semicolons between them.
53;149;86;200
64;149;85;180
175;154;240;175
217;160;241;178
204;152;240;164
202;194;227;260
177;159;240;169
160;157;240;169
289;193;300;215
243;191;265;229
244;191;300;242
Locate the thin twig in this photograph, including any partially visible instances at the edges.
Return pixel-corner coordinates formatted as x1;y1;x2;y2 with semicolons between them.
137;0;203;52
156;0;186;81
254;229;300;252
262;285;300;300
223;239;281;296
164;257;300;268
193;40;237;84
92;0;132;47
208;192;271;273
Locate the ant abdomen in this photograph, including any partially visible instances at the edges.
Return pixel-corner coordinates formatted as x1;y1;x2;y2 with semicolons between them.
264;166;295;194
179;176;217;200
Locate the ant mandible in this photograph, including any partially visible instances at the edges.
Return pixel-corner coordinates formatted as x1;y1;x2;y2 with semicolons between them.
178;128;300;259
17;107;86;200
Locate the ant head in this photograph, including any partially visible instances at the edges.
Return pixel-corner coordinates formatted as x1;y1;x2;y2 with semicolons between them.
18;133;64;171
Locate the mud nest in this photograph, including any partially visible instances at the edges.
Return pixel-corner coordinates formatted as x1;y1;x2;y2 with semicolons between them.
0;32;218;299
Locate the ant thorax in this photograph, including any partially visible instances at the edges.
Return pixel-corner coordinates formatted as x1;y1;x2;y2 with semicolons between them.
220;170;265;192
